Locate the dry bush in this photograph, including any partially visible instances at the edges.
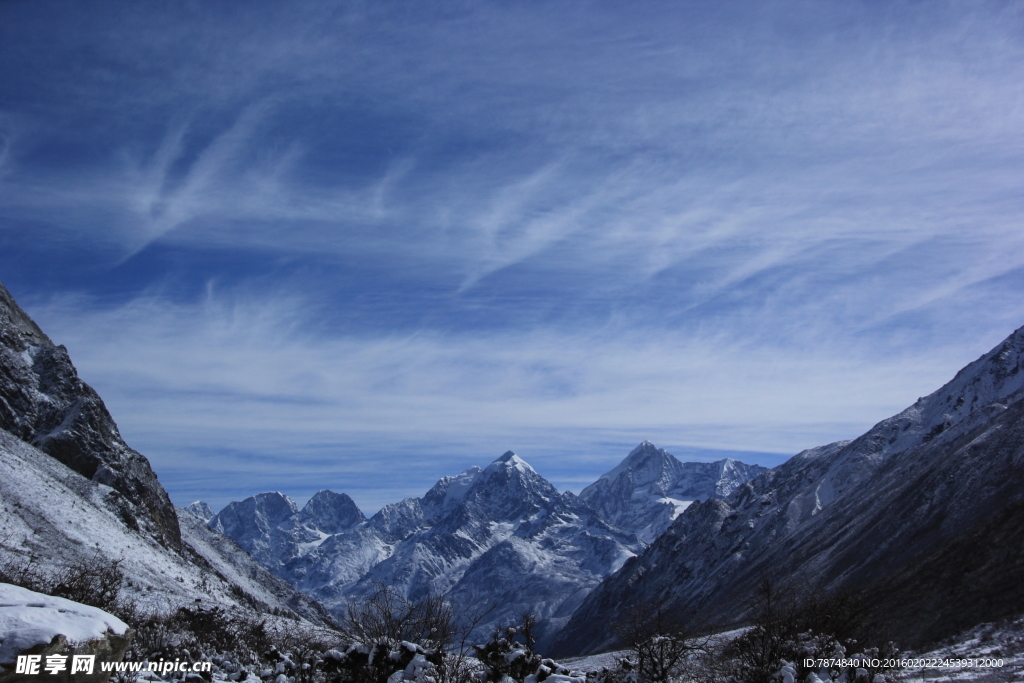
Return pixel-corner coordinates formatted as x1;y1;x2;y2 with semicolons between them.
0;547;123;612
723;577;901;683
329;584;489;683
610;600;713;683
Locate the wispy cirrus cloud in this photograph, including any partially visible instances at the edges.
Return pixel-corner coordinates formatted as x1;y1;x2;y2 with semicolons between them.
4;2;1023;275
26;285;979;512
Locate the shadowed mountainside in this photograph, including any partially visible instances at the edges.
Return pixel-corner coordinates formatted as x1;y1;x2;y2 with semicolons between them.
552;324;1024;655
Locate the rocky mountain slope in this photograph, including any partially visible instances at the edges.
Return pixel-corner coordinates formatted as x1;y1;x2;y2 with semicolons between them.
579;441;767;543
0;283;179;549
0;281;330;626
552;324;1024;655
0;425;330;623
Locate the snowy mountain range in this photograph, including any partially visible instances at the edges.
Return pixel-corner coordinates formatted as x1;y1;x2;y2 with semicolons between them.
205;446;766;643
551;323;1024;655
210;453;638;644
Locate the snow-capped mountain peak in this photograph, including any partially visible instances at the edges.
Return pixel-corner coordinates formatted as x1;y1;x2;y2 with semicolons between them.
580;442;767;543
484;450;538;476
595;441;670;484
208;488;367;576
469;451;559;517
299;489;365;534
422;466;483;511
184;500;215;522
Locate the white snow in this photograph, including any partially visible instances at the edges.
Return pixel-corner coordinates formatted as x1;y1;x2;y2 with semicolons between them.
655;497;695;519
0;583;128;665
483;452;537;478
442;467;484;507
897;616;1024;682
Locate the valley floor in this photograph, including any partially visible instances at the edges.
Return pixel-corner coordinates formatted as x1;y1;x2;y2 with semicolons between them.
898;616;1024;682
558;619;1024;683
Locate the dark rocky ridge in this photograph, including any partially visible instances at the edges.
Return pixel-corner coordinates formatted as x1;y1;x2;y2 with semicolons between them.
552;324;1024;655
851;397;1024;644
0;282;180;549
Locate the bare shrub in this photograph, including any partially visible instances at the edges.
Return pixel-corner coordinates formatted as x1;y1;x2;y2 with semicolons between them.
273;627;335;683
0;548;123;612
340;583;458;651
329;584;487;683
474;612;542;683
610;599;713;683
724;577;901;683
47;557;123;611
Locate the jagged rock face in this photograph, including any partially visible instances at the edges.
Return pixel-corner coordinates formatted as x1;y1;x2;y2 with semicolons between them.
579;442;767;543
209;490;366;576
0;283;337;629
0;282;180;550
551;324;1024;656
300;489;365;534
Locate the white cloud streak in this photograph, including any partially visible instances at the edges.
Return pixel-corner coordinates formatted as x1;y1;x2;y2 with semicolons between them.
26;286;994;512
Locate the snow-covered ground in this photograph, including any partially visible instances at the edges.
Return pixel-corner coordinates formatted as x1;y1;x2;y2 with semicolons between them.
899;617;1024;682
0;583;128;665
0;429;332;634
558;620;1024;682
558;648;629;673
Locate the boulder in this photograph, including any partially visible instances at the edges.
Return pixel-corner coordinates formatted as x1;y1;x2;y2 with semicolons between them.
0;583;131;683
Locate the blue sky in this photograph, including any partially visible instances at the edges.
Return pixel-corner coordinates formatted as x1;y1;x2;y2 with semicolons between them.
2;1;1024;513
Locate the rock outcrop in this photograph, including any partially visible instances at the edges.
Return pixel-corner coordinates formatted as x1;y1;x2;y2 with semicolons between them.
0;583;131;683
0;281;334;628
0;283;180;550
